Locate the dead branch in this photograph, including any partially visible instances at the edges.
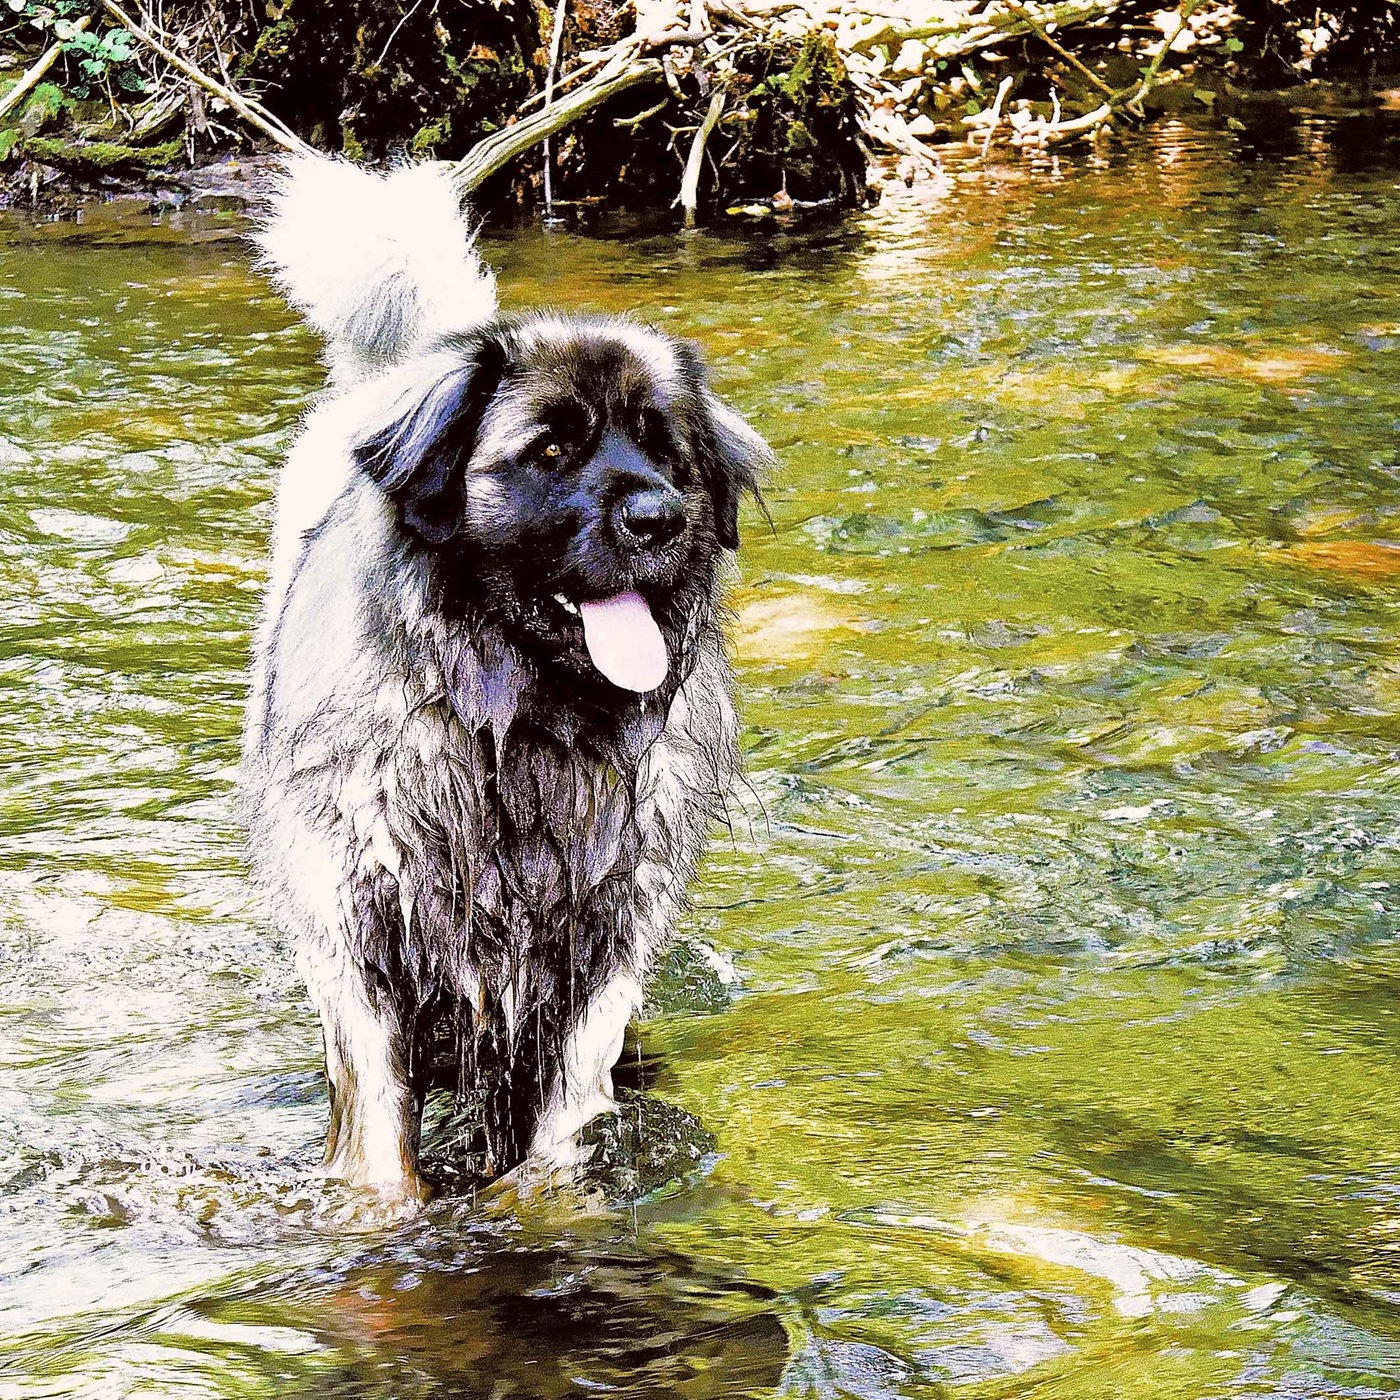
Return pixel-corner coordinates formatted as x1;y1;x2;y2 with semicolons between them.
541;0;569;215
858;104;942;177
680;87;724;225
1124;0;1200;116
1007;97;1113;145
1002;0;1116;99
96;0;314;155
849;0;1123;57
451;53;661;191
0;15;91;122
976;72;1015;155
614;96;670;127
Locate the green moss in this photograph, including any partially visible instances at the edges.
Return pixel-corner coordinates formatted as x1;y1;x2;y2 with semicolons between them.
727;33;864;203
779;32;848;110
238;16;297;78
443;42;527;114
410;114;452;157
236;0;543;163
23;135;183;172
0;128;21;164
785;117;814;158
340;124;365;161
20;81;65;135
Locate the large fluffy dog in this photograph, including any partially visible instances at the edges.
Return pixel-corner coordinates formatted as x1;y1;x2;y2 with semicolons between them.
242;158;769;1200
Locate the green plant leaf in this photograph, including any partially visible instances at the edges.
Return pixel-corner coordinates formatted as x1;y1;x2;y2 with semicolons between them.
101;29;134;59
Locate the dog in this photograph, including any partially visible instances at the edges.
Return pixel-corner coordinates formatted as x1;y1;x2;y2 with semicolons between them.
241;157;770;1201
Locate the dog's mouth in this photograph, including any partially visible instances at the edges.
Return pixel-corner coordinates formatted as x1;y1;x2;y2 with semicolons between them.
528;589;670;693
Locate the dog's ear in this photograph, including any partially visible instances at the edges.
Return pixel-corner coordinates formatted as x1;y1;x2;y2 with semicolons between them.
353;335;509;545
674;341;772;551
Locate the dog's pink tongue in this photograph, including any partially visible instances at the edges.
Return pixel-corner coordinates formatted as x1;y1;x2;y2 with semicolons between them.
578;591;669;692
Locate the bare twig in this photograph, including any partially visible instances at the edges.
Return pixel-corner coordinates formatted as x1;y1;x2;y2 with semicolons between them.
1124;0;1200;116
0;15;91;121
541;0;569;217
517;47;614;111
614;96;670;128
1044;100;1112;141
680;87;724;226
850;0;1120;56
1012;98;1112;146
515;25;704;116
858;104;941;176
640;28;713;51
96;0;314;153
1003;0;1116;99
369;0;427;74
978;73;1014;156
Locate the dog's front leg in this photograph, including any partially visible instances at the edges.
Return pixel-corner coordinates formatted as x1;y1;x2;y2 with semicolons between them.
529;967;643;1171
300;944;427;1202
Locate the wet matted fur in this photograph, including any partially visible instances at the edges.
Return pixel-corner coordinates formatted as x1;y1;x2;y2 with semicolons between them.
241;157;771;1199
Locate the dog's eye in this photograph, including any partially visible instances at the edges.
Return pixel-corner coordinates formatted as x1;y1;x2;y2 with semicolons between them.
638;409;674;462
539;440;565;463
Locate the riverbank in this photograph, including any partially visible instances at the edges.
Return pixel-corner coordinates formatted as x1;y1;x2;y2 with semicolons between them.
2;0;1398;220
0;82;1395;236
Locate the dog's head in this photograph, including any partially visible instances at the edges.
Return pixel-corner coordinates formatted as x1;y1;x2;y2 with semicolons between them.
353;317;769;695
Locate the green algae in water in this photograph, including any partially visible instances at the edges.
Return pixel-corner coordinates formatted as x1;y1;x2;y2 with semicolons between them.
1;116;1400;1397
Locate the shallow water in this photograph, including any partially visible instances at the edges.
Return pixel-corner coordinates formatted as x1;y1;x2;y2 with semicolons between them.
2;114;1400;1397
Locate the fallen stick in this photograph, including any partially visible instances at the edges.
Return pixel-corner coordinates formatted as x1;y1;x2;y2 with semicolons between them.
96;0;314;155
1124;0;1199;116
856;95;942;175
517;26;707;113
979;73;1014;156
541;0;569;216
680;87;724;226
1002;0;1116;100
451;54;661;192
850;0;1123;56
1042;99;1112;143
0;15;91;122
614;96;670;128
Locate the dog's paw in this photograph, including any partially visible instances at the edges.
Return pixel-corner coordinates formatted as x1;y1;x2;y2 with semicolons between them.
317;1167;433;1230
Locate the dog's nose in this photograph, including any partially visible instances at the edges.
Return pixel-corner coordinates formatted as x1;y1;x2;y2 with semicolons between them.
616;487;685;548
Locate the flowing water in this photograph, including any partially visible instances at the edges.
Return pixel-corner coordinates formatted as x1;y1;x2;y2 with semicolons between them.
2;114;1400;1397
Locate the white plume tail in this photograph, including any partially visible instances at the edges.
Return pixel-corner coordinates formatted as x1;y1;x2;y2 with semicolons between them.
256;156;497;376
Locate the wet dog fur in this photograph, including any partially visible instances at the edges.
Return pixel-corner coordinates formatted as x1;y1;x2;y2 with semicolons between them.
242;158;770;1199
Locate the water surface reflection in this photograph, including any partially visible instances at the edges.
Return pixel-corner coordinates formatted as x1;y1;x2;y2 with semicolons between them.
2;116;1400;1397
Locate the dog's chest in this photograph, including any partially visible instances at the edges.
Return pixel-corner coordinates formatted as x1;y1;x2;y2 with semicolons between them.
348;682;671;1009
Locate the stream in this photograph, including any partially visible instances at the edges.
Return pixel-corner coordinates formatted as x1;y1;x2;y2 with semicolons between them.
2;112;1400;1397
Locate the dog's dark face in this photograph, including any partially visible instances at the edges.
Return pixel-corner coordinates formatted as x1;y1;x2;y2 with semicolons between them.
354;317;766;698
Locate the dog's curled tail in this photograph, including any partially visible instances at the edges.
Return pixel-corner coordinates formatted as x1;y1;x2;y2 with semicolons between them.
256;156;497;376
